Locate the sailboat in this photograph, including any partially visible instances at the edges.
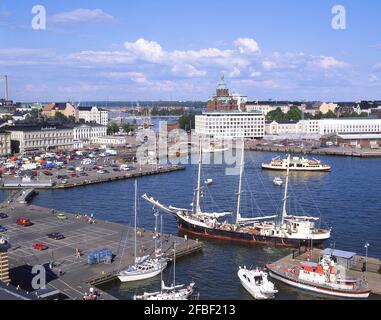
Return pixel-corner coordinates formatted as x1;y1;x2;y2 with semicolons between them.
117;180;168;282
133;238;195;300
143;138;331;248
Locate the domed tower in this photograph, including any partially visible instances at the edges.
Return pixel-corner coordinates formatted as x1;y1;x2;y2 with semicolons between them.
216;75;229;97
0;237;11;283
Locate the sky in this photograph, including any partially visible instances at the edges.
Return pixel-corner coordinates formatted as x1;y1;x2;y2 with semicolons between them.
0;0;380;102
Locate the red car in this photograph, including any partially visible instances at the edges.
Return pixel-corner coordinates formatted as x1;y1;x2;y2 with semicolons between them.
70;173;78;178
32;243;48;251
16;217;32;226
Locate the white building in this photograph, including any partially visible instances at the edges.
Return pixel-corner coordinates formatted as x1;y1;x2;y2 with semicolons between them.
7;124;74;153
246;103;291;116
78;106;109;126
265;118;381;137
93;135;129;146
195;111;265;139
73;124;107;147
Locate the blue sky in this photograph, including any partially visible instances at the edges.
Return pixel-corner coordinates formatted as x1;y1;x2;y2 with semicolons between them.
0;0;380;102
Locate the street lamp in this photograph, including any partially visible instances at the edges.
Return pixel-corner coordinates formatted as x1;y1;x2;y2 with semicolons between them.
364;242;370;272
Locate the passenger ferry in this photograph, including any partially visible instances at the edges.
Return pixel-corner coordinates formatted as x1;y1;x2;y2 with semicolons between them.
262;156;331;172
267;254;371;299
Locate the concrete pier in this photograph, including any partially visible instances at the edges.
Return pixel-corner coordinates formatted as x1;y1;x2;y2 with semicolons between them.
271;248;381;297
0;199;202;300
1;164;185;190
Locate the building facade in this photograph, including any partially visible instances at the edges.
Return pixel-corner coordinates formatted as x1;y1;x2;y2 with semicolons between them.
78;106;109;126
0;131;11;155
265;118;381;137
246;103;291;116
73;124;107;146
42;102;78;119
6;124;74;154
195;111;265;139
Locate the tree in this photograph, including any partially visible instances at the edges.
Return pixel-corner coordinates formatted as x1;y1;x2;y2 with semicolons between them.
267;108;286;122
178;112;201;131
286;106;302;121
122;123;134;133
107;123;119;135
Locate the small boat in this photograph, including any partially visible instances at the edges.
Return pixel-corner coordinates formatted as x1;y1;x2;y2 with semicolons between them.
117;180;168;283
133;242;196;300
273;177;283;186
238;266;278;300
267;254;371;299
262;156;331;172
205;179;213;186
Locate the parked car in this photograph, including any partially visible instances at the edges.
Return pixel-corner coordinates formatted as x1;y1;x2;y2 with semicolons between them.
32;243;48;251
47;232;65;240
16;217;32;226
0;213;8;219
0;225;7;232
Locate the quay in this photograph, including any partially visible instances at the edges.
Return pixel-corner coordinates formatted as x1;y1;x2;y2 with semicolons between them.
271;248;381;297
0;196;203;300
0;164;185;190
249;145;381;158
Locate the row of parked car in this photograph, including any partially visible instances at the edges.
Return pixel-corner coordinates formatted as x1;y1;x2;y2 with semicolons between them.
0;213;67;251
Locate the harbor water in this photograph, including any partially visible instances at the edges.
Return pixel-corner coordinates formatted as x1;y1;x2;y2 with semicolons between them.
2;151;380;300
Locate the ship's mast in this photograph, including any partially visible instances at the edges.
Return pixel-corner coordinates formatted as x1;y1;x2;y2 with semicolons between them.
235;138;245;225
134;179;138;263
281;155;291;226
195;136;202;215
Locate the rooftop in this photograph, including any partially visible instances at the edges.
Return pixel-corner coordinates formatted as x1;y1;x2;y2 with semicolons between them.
321;248;357;259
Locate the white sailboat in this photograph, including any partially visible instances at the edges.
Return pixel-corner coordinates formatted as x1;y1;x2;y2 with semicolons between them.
117;180;168;282
133;239;195;300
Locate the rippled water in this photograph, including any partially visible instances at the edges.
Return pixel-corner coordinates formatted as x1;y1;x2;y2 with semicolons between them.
2;151;380;300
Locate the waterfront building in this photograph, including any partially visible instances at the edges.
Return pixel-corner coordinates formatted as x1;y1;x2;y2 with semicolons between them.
42;102;78;119
265;120;304;135
78;106;109;126
0;131;11;155
73;124;107;147
195;111;265;139
93;135;129;146
206;76;240;112
266;118;381;138
6;124;74;154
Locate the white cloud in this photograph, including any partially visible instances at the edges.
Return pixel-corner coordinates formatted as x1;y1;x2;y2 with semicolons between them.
124;38;165;63
373;62;381;71
232;79;281;89
312;56;346;69
171;64;206;77
368;75;379;83
227;67;241;78
102;72;148;84
249;70;262;77
51;9;117;24
234;38;260;54
0;10;11;18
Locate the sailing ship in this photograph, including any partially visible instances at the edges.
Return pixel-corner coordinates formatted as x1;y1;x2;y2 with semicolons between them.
238;266;278;300
267;254;371;299
134;238;195;300
117;180;168;282
143;138;331;248
262;156;331;172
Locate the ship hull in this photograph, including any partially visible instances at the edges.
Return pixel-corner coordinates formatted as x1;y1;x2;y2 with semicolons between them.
178;219;325;248
268;269;370;299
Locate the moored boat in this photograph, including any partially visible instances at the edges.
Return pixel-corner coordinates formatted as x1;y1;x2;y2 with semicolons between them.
262;156;331;172
267;254;371;299
238;266;278;299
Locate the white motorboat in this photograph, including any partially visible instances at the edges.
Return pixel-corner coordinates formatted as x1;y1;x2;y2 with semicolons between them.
238;266;278;300
205;179;213;186
133;241;196;300
117;180;168;283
